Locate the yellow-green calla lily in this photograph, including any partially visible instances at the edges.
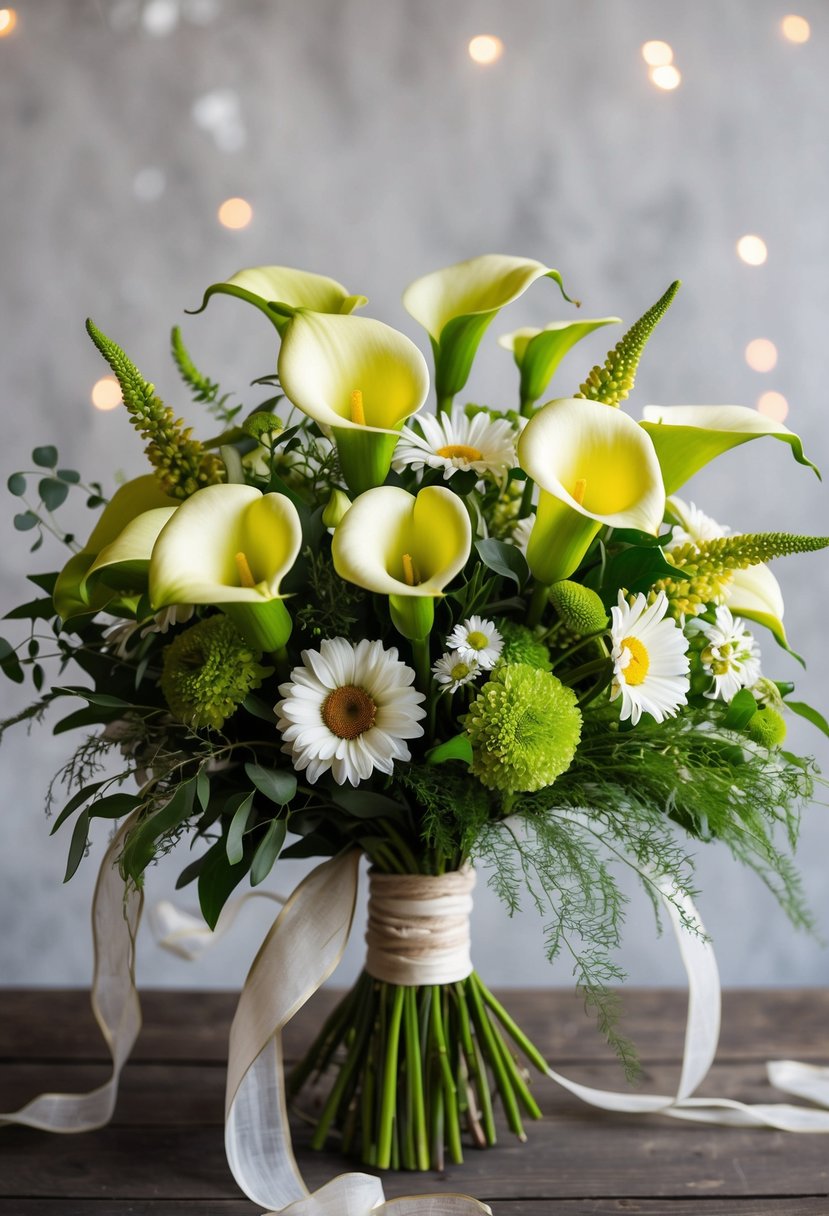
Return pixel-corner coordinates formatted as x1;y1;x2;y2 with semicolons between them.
83;506;178;596
53;475;177;622
278;311;430;494
641;404;820;495
403;254;575;412
188;265;367;334
149;484;302;651
331;485;471;639
499;318;620;414
518;398;665;587
727;560;798;656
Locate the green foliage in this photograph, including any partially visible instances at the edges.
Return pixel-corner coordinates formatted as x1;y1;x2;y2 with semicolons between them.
576;281;680;406
294;545;364;641
395;764;496;868
170;326;242;425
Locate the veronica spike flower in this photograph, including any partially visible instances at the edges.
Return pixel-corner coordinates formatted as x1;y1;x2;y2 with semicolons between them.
498;317;620;415
331;485;471;640
403;254;575;413
278;311;430;494
149;484;302;652
518;397;665;595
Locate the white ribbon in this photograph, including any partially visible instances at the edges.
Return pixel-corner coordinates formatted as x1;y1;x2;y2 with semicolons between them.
3;832;829;1216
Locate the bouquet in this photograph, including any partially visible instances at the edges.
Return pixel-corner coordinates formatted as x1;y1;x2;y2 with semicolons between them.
3;254;827;1174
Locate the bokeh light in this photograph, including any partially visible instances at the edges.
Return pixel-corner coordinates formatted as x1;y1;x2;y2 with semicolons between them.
91;377;123;412
468;35;504;65
757;391;789;422
745;338;778;372
218;197;253;229
649;65;682;91
0;8;17;37
736;234;768;265
781;14;810;43
641;40;674;67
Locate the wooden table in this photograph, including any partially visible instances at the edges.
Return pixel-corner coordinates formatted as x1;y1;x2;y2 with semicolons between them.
1;988;828;1214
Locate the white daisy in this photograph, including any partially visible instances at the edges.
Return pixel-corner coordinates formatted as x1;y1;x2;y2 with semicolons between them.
432;651;481;693
610;591;690;725
446;615;504;670
686;606;762;702
275;637;426;786
392;406;516;483
668;497;729;549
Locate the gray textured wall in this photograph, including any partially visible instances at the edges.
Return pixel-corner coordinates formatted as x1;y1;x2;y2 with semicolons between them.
1;0;828;993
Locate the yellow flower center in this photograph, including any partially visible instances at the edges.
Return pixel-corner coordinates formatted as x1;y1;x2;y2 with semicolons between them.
350;388;366;426
466;630;489;651
620;636;650;686
321;684;377;739
401;552;420;586
235;551;257;588
572;477;587;506
436;443;484;461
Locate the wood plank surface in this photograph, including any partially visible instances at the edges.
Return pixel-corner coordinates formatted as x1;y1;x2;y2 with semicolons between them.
1;989;827;1214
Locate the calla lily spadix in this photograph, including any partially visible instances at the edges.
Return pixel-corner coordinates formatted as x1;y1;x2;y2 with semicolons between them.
331;485;472;639
499;317;620;415
149;484;302;652
403;254;576;413
187;265;367;334
641;404;820;495
53;474;177;623
518;397;665;588
278;311;430;495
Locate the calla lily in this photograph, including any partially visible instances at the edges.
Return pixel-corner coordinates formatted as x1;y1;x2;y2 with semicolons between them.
149;484;302;651
403;255;575;412
53;475;176;622
332;485;471;639
499;318;620;414
641;404;820;495
83;507;178;595
518;398;665;586
188;265;367;334
727;561;798;656
278;311;430;494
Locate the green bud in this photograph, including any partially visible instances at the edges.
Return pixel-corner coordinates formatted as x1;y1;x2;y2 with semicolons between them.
548;580;608;635
322;489;352;530
746;706;787;749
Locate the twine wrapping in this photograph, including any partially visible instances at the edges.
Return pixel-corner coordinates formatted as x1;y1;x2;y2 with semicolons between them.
364;866;476;986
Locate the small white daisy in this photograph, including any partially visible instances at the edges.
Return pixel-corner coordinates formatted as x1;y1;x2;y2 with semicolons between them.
668;498;729;549
432;651;481;693
275;637;426;787
610;591;690;725
392;406;516;483
446;615;504;670
686;606;762;702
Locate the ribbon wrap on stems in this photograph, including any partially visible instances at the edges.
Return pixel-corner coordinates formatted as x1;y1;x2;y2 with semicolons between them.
4;819;829;1216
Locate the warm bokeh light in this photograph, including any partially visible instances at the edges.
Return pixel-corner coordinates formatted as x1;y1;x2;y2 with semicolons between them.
218;197;253;230
468;34;504;65
0;8;18;36
781;14;810;42
736;234;768;265
641;40;674;67
91;376;123;412
745;338;778;372
649;65;681;90
757;391;789;422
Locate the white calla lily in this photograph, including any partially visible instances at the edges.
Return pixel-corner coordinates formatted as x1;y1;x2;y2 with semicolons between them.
189;264;367;333
518;398;665;587
499;318;620;413
278;311;430;493
84;507;178;595
641;404;820;494
403;254;575;411
149;484;302;651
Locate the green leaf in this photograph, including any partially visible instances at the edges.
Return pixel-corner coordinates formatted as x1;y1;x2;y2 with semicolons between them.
0;649;24;683
426;734;474;765
198;839;250;929
475;538;530;589
786;700;829;740
250;818;287;886
28;571;59;594
5;596;56;621
0;637;13;661
51;780;107;835
196;767;211;813
14;511;39;532
600;545;674;600
226;791;255;865
39;477;69;511
330;788;408;819
723;688;758;730
63;808;90;882
121;781;196;880
7;473;26;496
32;445;58;468
242;694;279;724
57;468;81;484
244;762;297;805
500;317;620;407
175;852;210;890
53;705;121;735
89;792;141;820
55;686;132;708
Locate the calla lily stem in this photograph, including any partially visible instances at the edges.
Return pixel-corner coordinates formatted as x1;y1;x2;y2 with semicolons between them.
527;581;549;628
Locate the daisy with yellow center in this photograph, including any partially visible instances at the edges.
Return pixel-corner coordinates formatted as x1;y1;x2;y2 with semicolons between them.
447;615;504;670
432;651;481;693
275;637;426;786
686;606;762;702
392;406;516;483
610;590;690;725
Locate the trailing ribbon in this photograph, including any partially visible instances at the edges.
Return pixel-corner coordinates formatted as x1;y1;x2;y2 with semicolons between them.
3;828;829;1216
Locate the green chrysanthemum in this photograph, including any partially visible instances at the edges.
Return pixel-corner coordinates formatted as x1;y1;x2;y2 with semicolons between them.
160;615;271;731
463;663;582;794
548;580;608;635
746;706;787;749
496;619;551;670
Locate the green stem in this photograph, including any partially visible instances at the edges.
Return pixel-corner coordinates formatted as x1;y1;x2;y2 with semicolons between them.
526;580;549;629
549;629;609;672
467;974;526;1141
437;393;454;416
562;657;611;684
309;979;375;1150
520;396;536;418
431;985;463;1164
519;475;535;518
477;979;550;1074
405;987;430;1171
411;636;432;699
454;981;496;1145
376;985;405;1169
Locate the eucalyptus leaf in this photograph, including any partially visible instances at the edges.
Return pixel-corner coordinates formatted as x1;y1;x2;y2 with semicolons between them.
196;767;211;813
32;445;58;468
58;468;81;483
121;780;197;881
89;792;141;820
475;538;530;589
14;512;39;532
55;686;132;708
250;818;287;886
226;791;255;865
786;700;829;740
63;808;90;882
330;788;408;819
244;762;297;805
198;839;250;929
39;477;69;511
5;596;57;621
7;473;26;496
50;779;107;835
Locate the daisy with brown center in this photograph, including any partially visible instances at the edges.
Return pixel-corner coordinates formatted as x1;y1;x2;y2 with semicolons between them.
392;405;516;483
275;637;426;786
610;590;690;725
